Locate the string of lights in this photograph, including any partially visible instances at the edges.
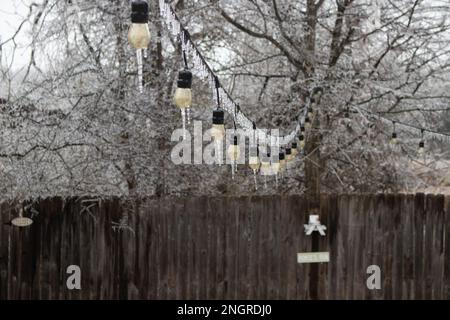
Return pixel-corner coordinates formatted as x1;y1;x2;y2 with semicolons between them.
130;0;450;153
158;0;310;147
359;106;450;139
158;1;450;146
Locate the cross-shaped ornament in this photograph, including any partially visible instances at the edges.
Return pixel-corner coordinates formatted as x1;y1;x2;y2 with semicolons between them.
304;215;327;236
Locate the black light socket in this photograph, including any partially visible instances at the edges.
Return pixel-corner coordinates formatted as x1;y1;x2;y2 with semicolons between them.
392;132;397;139
177;69;192;89
212;109;224;125
286;147;292;155
291;142;298;149
131;0;149;23
279;152;285;161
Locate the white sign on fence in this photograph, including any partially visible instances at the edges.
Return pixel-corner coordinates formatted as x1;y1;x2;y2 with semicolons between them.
297;252;330;264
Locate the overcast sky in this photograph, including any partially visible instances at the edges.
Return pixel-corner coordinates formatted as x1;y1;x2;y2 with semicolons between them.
0;0;31;69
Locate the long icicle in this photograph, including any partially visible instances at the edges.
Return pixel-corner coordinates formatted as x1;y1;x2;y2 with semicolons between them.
136;49;143;93
187;106;191;125
181;109;186;139
231;161;235;180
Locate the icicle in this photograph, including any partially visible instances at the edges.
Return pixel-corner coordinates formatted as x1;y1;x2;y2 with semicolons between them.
264;175;267;189
136;49;143;93
275;174;278;188
186;106;191;125
143;48;148;59
181;109;186;140
231;162;235;180
253;169;258;190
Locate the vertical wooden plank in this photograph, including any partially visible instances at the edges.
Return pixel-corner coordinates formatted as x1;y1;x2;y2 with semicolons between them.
250;195;262;299
278;194;291;299
383;194;395;299
197;196;209;299
237;196;250;299
327;194;339;300
335;194;350;299
284;195;298;299
432;195;445;299
423;194;434;299
215;196;226;299
256;196;268;299
295;195;310;299
370;194;384;300
186;196;196;299
401;194;414;299
207;197;217;299
267;195;280;299
204;196;215;299
355;195;367;299
413;193;425;299
444;196;450;299
317;194;330;299
392;194;403;299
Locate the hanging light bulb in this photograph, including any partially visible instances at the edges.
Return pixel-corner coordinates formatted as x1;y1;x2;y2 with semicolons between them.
307;107;314;119
174;69;192;109
128;0;151;49
279;152;286;171
228;135;240;179
270;153;280;174
291;142;298;156
390;121;398;145
260;152;271;175
390;132;398;145
418;141;425;155
129;0;150;93
418;129;425;155
299;134;305;149
304;117;311;129
228;135;240;162
249;146;260;171
344;106;350;119
312;87;324;104
174;69;192;135
211;109;225;140
285;147;294;162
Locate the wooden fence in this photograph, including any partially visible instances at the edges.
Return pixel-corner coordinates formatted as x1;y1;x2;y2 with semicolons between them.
0;194;449;299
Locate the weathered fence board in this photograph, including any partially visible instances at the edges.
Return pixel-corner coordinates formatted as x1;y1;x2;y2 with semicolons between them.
0;194;449;300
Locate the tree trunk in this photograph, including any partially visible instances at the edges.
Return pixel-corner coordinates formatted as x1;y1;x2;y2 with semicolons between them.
304;0;321;214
